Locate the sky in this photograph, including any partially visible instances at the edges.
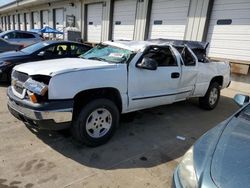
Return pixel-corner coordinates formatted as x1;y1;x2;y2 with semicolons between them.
0;0;15;7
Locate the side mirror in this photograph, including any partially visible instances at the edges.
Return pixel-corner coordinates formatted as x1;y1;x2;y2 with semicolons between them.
4;35;8;39
136;57;157;70
234;94;250;107
37;51;45;57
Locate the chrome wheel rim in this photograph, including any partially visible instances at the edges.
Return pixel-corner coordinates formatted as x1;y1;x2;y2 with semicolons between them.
86;108;112;138
209;88;218;105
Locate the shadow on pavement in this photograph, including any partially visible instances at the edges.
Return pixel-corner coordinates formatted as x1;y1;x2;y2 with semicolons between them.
0;82;9;88
25;95;239;170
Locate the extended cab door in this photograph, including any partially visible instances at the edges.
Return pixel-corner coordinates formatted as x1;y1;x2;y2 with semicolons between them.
176;46;199;100
127;45;182;111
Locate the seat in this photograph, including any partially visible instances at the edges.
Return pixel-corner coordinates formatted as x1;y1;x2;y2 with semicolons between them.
58;46;66;56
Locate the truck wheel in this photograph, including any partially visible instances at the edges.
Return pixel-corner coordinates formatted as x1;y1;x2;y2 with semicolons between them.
71;99;119;147
199;82;220;110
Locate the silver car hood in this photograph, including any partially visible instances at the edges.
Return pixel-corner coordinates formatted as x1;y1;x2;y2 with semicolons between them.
211;116;250;188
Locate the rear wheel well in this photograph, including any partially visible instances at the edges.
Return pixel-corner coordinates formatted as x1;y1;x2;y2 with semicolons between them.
73;88;122;117
210;76;223;86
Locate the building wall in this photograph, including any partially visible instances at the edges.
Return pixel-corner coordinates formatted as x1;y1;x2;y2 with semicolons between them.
0;0;211;41
0;0;82;34
133;0;150;40
81;0;111;41
184;0;211;41
206;0;250;64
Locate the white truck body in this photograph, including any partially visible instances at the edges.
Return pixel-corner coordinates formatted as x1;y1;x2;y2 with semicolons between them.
12;41;230;113
7;39;231;146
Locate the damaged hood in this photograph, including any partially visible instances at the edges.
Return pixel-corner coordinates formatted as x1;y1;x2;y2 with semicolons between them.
13;58;117;76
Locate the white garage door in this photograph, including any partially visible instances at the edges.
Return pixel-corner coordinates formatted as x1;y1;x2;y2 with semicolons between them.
25;13;31;31
207;0;250;62
87;3;103;43
42;10;49;37
42;10;49;27
15;15;19;30
20;14;25;30
55;8;64;39
112;0;137;40
10;15;14;30
148;0;190;39
32;11;40;29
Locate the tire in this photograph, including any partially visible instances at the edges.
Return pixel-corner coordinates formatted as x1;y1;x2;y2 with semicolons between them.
199;82;220;110
71;98;119;147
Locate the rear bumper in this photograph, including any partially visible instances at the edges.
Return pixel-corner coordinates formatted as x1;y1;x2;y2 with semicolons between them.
7;87;73;130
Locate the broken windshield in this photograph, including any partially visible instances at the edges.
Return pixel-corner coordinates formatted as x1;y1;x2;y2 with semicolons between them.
80;44;133;64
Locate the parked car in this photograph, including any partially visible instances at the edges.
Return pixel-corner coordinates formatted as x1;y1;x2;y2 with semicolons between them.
0;40;92;82
0;38;24;53
0;30;43;47
172;94;250;188
7;39;231;146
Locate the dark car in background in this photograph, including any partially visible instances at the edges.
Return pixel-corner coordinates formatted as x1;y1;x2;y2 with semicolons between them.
0;38;24;53
0;40;92;82
173;94;250;188
0;30;43;47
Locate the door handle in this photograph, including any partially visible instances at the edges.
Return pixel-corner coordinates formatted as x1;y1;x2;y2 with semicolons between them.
171;72;180;79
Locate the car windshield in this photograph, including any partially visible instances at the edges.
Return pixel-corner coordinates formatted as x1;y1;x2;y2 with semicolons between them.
80;44;133;64
21;42;50;54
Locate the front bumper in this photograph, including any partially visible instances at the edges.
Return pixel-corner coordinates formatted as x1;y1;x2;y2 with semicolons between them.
7;86;73;130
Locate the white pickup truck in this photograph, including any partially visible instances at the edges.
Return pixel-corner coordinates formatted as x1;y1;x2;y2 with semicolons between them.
7;39;230;146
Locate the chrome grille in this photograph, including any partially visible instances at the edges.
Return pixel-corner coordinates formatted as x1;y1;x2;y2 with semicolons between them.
14;84;23;94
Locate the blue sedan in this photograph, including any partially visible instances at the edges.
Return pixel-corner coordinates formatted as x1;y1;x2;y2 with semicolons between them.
173;94;250;188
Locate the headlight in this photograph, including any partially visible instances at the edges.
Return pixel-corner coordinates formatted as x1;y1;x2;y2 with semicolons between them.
23;78;48;96
178;146;198;188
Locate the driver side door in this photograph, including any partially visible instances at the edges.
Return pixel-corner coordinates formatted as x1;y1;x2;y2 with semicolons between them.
128;46;182;111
